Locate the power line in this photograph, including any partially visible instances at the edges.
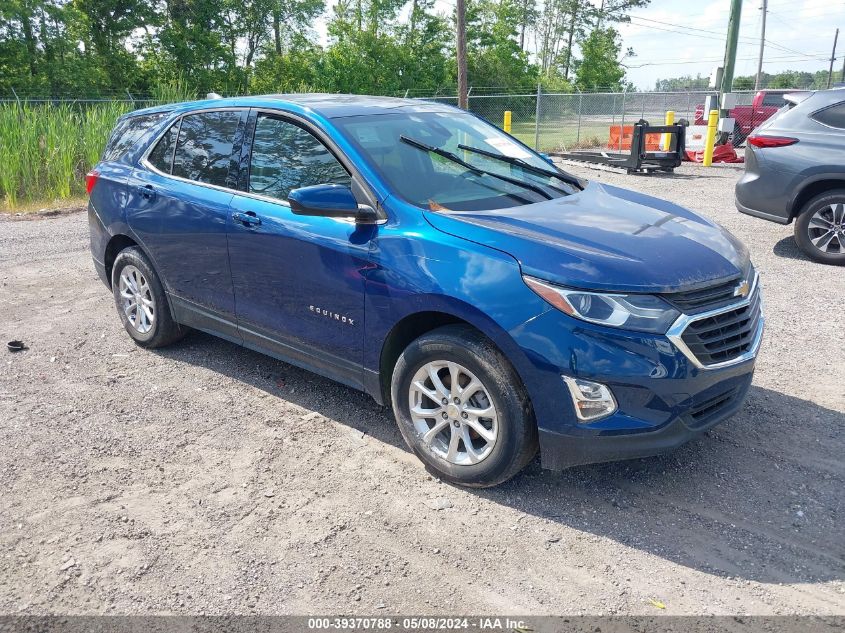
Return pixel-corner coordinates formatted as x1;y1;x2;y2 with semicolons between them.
623;16;830;62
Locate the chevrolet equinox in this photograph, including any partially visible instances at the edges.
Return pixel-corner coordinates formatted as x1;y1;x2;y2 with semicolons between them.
88;95;764;487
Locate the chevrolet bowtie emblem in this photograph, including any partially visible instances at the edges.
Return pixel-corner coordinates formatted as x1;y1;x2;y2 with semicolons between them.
734;279;750;298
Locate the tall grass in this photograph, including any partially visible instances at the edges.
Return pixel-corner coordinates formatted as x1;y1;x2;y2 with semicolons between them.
0;101;131;209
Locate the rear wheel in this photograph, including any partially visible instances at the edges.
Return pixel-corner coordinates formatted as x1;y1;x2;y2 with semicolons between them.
731;123;747;147
793;190;845;266
390;325;537;487
111;247;187;347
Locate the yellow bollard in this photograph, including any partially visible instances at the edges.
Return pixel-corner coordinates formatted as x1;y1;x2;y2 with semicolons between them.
503;110;512;133
702;109;719;167
662;110;675;151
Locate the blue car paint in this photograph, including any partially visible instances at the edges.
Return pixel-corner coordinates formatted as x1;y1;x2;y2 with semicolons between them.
88;94;760;470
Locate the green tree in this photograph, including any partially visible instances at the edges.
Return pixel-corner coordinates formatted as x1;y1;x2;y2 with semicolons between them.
574;26;626;91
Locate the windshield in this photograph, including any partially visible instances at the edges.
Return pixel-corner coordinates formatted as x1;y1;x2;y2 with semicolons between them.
333;111;579;211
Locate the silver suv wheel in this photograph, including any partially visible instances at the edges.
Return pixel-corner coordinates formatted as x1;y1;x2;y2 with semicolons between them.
808;203;845;254
118;264;155;334
408;360;499;465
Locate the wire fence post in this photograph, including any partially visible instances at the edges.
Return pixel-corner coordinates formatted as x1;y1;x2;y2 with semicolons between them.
534;83;542;150
11;86;20;107
611;93;616;128
125;89;135;104
619;86;627;152
576;91;583;145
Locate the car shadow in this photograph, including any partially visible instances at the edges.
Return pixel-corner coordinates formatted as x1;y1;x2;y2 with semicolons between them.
155;331;844;586
773;235;810;261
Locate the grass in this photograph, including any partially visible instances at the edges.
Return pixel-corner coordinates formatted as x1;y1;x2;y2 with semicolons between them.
0;102;131;210
510;120;614;152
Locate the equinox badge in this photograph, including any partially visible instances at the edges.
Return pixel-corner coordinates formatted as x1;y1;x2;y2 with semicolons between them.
309;305;355;325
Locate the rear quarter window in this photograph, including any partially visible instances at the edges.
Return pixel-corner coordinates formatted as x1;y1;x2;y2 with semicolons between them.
762;93;786;108
812;102;845;129
103;113;168;162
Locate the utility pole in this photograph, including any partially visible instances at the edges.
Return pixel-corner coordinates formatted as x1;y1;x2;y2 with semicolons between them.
828;28;839;89
456;0;468;110
720;0;743;109
755;0;768;90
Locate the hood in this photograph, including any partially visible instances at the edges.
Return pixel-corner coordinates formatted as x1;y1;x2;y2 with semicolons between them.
424;181;749;293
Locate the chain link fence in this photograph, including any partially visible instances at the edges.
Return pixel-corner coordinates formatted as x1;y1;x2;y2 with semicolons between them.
421;90;768;152
1;88;793;155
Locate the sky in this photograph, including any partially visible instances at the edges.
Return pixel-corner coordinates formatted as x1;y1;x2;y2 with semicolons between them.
615;0;844;89
314;0;845;91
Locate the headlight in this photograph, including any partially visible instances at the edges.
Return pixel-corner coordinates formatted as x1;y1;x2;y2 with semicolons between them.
524;276;680;334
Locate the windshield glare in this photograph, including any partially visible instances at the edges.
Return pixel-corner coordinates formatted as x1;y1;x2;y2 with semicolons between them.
333;111;578;211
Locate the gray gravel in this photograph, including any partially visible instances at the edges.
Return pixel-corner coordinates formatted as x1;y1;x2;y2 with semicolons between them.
0;162;843;616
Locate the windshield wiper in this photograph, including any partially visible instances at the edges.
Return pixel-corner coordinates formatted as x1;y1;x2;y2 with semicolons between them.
399;135;553;201
457;144;583;191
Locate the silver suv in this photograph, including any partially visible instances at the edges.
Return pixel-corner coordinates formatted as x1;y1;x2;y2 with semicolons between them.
736;88;845;265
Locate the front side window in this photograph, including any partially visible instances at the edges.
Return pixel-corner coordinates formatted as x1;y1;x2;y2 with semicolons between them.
334;111;578;211
812;102;845;129
172;111;241;187
248;115;351;201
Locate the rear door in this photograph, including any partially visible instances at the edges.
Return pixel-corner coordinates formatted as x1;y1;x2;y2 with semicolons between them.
226;110;375;389
126;109;247;338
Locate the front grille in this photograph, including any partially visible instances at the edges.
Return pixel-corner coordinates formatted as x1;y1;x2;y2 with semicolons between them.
662;277;742;313
680;284;762;365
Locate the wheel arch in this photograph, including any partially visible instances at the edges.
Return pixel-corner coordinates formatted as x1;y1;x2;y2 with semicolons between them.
376;306;537;415
789;177;845;221
104;234;140;288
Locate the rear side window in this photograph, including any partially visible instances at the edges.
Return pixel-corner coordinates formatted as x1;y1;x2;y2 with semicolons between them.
147;121;180;173
812;102;845;129
248;115;350;201
762;93;786;108
103;113;167;162
172;111;242;187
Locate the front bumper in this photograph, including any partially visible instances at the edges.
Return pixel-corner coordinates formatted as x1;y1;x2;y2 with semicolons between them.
539;366;754;470
510;290;763;471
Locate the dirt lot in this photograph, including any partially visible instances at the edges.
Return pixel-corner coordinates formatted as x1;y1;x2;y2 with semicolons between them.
0;162;843;617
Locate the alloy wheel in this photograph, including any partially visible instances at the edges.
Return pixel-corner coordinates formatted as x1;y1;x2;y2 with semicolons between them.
807;203;845;254
118;265;155;334
408;360;499;465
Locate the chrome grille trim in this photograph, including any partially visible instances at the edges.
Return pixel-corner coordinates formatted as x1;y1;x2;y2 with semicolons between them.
666;270;764;370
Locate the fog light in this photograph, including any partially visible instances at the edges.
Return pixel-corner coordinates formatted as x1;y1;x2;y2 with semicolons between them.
562;375;617;422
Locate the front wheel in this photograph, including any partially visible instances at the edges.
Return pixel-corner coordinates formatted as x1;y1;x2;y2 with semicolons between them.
793;190;845;266
390;325;538;487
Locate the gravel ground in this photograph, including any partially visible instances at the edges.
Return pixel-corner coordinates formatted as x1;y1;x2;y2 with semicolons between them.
0;162;843;617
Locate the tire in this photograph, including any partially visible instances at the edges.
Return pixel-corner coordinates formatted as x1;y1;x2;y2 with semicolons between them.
390;325;538;488
111;246;187;347
731;123;747;147
793;190;845;266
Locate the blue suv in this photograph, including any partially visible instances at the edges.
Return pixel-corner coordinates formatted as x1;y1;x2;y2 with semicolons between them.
88;95;763;487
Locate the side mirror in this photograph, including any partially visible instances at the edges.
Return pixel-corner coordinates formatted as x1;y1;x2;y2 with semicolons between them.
288;184;377;224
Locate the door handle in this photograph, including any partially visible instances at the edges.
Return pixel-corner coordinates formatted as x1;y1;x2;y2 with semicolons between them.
232;211;262;227
137;184;156;201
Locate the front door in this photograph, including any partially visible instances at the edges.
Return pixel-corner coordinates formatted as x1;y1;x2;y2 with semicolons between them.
227;111;374;389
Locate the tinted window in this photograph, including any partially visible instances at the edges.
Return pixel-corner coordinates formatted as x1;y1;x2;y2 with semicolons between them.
172;111;241;187
103;113;167;161
812;102;845;129
762;93;786;108
248;115;350;201
147;120;180;173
